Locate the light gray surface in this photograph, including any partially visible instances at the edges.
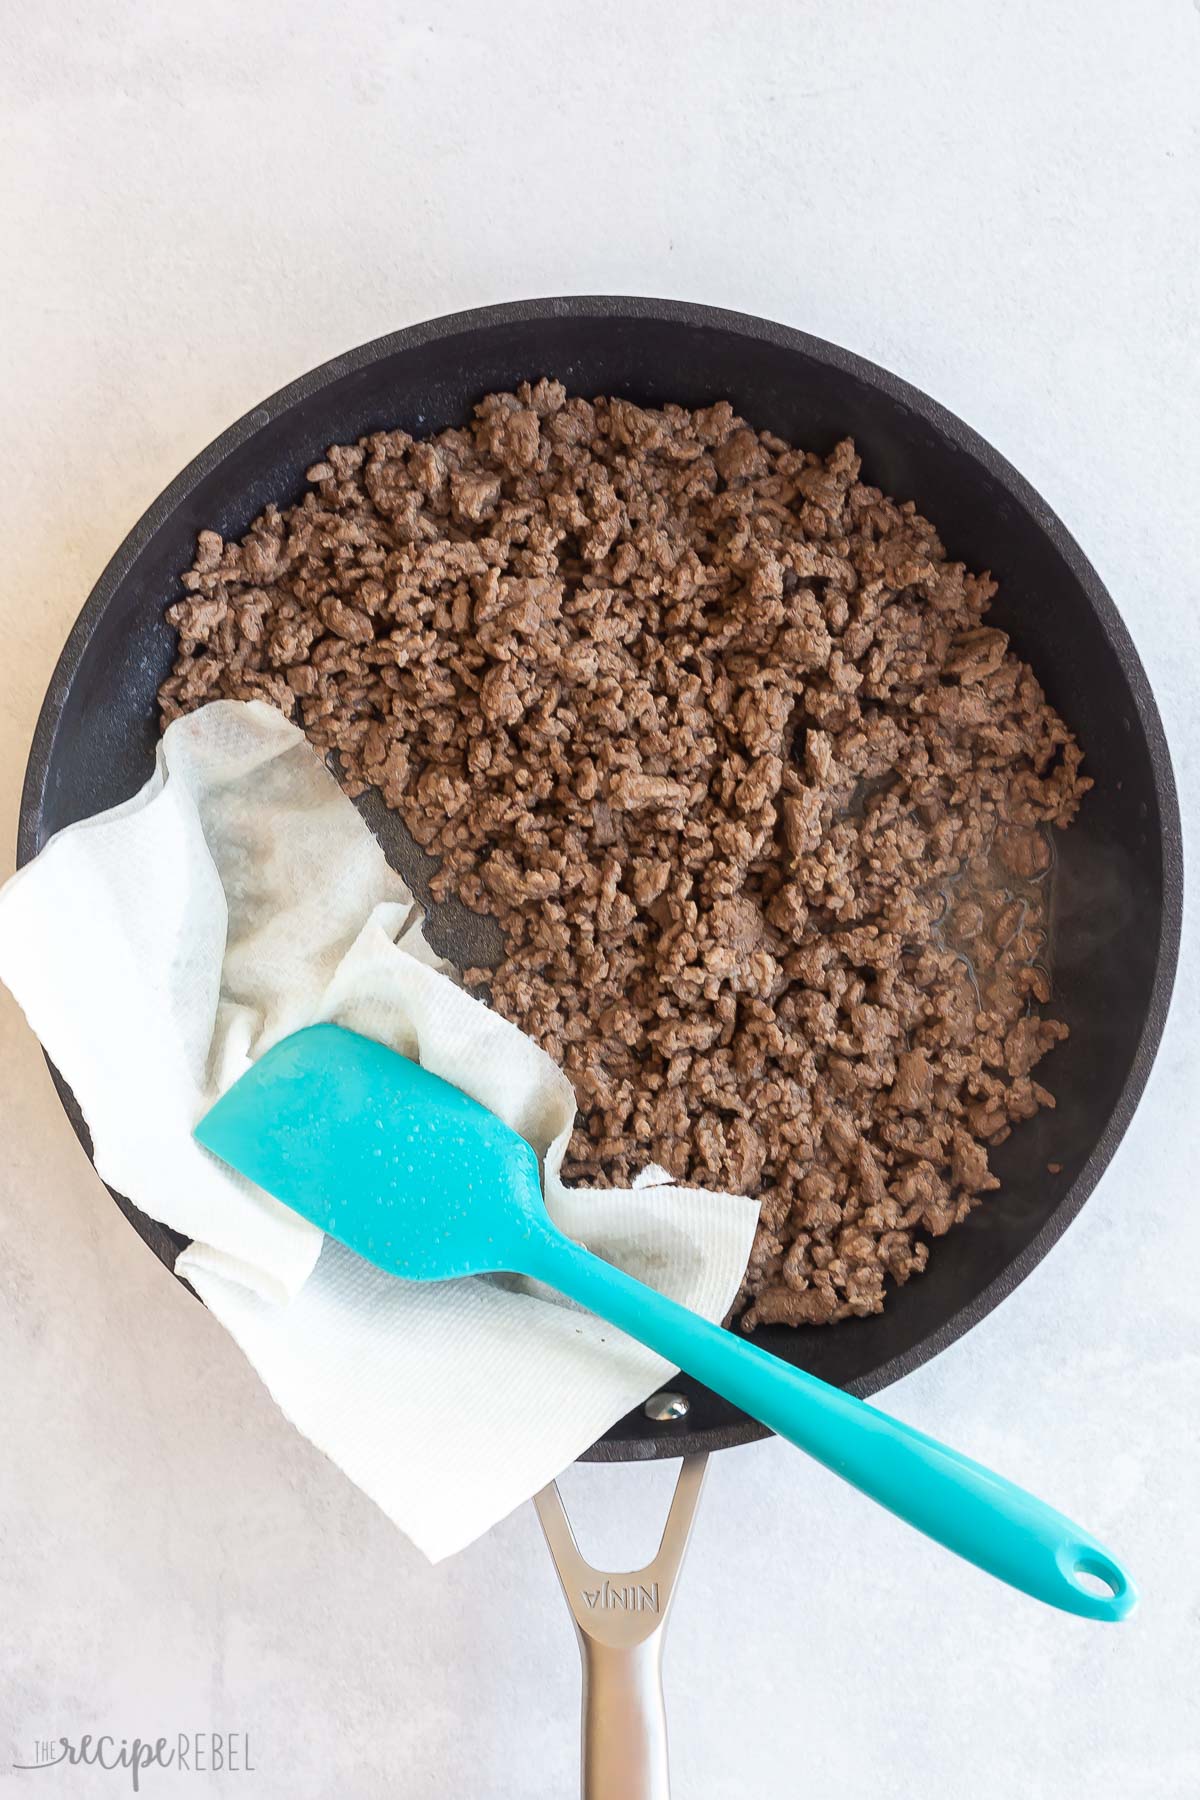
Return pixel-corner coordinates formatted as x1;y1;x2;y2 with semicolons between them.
1;3;1198;1795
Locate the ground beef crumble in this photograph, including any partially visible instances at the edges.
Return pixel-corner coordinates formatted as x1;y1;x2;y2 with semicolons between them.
159;382;1090;1329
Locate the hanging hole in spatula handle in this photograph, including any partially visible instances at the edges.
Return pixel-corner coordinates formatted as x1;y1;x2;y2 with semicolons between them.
1060;1549;1135;1620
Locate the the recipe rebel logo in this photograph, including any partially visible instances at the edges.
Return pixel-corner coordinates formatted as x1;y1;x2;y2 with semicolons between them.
12;1732;256;1789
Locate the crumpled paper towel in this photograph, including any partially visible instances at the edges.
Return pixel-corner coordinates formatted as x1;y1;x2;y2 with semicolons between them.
0;700;759;1558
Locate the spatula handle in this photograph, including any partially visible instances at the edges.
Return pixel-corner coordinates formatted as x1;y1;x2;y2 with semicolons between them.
527;1229;1135;1622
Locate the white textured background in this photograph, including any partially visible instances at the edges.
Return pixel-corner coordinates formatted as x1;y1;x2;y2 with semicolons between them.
2;3;1198;1795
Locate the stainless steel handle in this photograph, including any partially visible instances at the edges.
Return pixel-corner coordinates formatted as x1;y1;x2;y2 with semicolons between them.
579;1636;668;1800
535;1455;708;1800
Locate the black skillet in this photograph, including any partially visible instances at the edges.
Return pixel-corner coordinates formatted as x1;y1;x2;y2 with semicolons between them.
17;298;1182;1468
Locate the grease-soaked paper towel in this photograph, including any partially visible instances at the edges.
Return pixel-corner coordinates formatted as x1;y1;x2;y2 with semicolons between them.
0;701;759;1558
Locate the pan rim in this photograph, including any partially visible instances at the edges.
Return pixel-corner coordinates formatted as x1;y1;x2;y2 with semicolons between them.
16;295;1184;1463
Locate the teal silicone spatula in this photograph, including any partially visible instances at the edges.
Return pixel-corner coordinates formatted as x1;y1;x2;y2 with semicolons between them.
196;1022;1134;1621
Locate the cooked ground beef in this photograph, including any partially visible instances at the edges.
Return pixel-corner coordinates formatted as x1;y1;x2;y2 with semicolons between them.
159;383;1089;1328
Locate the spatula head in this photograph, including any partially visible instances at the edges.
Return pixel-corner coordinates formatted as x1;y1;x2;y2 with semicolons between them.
194;1023;548;1280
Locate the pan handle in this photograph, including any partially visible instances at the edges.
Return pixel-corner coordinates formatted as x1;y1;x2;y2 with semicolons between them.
534;1455;708;1800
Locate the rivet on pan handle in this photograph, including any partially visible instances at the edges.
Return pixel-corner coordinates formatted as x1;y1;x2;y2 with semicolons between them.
535;1455;709;1800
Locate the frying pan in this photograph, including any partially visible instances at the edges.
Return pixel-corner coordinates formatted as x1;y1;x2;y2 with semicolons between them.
16;298;1182;1792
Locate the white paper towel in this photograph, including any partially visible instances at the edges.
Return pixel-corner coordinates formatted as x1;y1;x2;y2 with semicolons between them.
0;701;760;1558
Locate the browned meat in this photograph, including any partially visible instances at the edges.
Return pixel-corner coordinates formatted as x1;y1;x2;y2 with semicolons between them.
160;385;1088;1328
